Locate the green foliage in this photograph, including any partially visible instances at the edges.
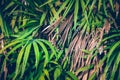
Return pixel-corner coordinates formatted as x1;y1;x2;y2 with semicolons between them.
0;0;120;80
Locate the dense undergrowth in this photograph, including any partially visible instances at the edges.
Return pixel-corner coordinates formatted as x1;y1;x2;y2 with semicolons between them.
0;0;120;80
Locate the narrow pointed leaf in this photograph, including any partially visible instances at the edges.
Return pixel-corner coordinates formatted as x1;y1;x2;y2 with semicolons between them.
21;43;32;78
43;69;50;80
33;41;41;68
66;71;78;80
40;39;56;60
36;40;49;67
73;0;79;30
110;51;120;80
13;45;26;79
0;40;24;54
54;68;61;80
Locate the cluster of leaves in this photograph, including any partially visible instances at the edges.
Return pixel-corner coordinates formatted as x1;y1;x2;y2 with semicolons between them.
0;0;77;80
0;0;120;80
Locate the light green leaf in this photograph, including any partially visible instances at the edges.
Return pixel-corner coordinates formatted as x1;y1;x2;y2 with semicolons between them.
98;0;102;11
11;16;17;29
36;40;49;67
51;0;70;23
39;0;53;8
7;42;25;56
63;57;68;69
43;69;50;80
17;26;39;39
81;0;86;12
54;68;61;80
81;49;91;54
33;41;41;68
73;0;79;30
39;74;45;80
20;19;36;28
13;44;26;80
88;72;96;80
0;40;24;54
40;12;47;26
3;1;15;11
57;0;69;15
76;64;94;74
109;0;114;11
40;39;56;60
48;2;59;20
66;77;71;80
56;50;63;61
66;71;78;80
21;43;32;78
21;16;28;27
62;0;74;20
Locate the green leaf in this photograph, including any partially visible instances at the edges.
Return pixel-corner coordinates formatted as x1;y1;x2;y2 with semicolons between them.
103;53;116;79
88;72;96;80
33;41;41;68
66;77;72;80
54;68;61;80
88;1;96;17
13;44;26;80
21;43;32;78
66;71;78;80
63;57;68;69
3;1;15;11
107;41;120;63
14;10;37;17
0;40;24;54
39;74;45;80
109;0;114;11
43;69;50;80
76;64;94;74
50;0;69;23
100;40;120;79
81;0;86;12
118;68;120;80
17;25;39;40
98;0;102;11
81;49;91;54
49;61;59;65
103;1;108;16
73;0;79;30
48;2;59;20
40;39;56;60
0;13;9;36
40;12;47;26
36;40;49;67
21;16;28;27
34;63;44;80
11;16;17;29
62;0;74;20
19;19;37;28
98;33;120;47
56;50;63;61
57;0;69;15
39;0;53;8
7;42;25;56
110;51;120;80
